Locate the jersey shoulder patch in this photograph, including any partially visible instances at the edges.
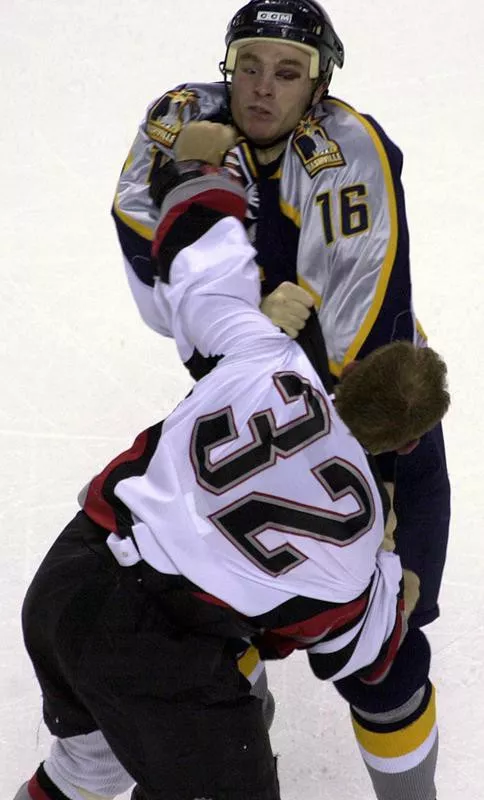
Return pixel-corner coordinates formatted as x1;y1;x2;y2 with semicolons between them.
292;109;346;179
146;82;229;150
147;85;202;149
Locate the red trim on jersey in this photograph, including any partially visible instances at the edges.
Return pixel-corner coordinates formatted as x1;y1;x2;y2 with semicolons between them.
83;429;150;532
273;593;368;640
257;593;370;659
191;591;232;609
258;630;300;658
152;185;247;260
27;774;50;800
361;599;406;684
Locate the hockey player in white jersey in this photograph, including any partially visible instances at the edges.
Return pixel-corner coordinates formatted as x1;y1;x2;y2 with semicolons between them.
15;147;449;800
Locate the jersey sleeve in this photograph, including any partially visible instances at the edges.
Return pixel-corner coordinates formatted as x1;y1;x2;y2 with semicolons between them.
254;545;406;684
152;168;282;363
292;99;418;378
307;548;406;683
111;83;229;336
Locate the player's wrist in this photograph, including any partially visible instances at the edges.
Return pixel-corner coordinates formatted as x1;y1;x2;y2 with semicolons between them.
154;160;241;209
152;167;247;266
175;158;211;175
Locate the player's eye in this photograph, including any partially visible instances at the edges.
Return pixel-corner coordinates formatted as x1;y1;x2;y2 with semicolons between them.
277;71;301;81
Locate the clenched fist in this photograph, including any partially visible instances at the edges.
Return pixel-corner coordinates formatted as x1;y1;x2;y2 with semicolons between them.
175;121;238;166
260;281;314;339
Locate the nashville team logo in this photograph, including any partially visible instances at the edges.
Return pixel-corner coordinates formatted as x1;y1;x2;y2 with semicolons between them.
147;88;200;149
293;116;345;178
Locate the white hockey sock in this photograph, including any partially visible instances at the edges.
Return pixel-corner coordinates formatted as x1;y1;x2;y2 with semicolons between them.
44;731;134;799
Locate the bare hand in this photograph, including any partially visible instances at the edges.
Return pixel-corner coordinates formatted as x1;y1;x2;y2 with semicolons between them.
175;121;238;166
260;281;314;338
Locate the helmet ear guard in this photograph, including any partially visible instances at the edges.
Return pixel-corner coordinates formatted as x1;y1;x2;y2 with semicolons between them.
222;0;344;84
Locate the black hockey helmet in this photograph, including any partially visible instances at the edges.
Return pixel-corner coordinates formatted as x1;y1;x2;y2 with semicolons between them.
222;0;344;84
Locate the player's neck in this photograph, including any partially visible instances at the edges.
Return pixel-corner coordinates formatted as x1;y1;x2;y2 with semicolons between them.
255;140;287;165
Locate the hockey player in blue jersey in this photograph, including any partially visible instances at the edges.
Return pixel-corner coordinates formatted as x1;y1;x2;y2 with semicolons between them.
110;2;451;797
15;151;449;800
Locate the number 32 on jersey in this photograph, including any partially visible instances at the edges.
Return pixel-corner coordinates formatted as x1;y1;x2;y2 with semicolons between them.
190;371;376;577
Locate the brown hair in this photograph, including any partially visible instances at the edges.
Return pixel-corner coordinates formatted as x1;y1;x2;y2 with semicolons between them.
333;342;450;454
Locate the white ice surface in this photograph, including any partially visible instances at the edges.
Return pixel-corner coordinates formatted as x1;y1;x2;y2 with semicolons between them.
2;1;483;798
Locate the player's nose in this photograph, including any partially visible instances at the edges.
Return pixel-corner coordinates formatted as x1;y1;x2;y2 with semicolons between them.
254;72;275;97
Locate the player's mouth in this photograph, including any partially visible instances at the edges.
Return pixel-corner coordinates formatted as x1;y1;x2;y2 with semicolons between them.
247;105;274;120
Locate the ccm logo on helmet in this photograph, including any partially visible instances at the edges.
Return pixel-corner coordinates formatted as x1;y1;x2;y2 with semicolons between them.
256;11;293;23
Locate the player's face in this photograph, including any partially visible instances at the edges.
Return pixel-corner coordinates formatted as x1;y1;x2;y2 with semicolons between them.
230;42;314;146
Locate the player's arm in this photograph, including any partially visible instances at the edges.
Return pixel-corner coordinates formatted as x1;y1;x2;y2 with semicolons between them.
296;101;418;378
254;546;418;683
252;474;419;683
295;103;450;626
112;98;180;336
111;83;229;336
151;131;283;362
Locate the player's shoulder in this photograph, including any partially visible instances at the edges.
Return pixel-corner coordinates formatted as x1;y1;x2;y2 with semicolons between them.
325;96;403;170
145;82;230;150
324;96;400;143
289;95;403;183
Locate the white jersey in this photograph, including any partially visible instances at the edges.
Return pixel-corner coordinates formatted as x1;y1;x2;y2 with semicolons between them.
86;172;406;683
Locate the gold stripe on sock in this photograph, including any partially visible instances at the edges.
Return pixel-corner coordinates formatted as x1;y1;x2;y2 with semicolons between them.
352;685;436;758
238;644;261;679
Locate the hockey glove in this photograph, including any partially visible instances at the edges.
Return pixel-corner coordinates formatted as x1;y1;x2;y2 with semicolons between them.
175;121;238;166
260;281;314;339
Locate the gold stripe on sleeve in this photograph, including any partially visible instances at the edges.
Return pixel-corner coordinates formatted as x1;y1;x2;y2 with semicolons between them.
112;192;155;242
327;99;399;369
416;319;428;343
297;275;321;310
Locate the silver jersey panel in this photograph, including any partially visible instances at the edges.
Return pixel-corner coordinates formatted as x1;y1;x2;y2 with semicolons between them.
113;84;418;372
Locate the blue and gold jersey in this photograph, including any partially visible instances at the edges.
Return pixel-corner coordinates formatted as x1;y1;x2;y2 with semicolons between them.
112;82;424;377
